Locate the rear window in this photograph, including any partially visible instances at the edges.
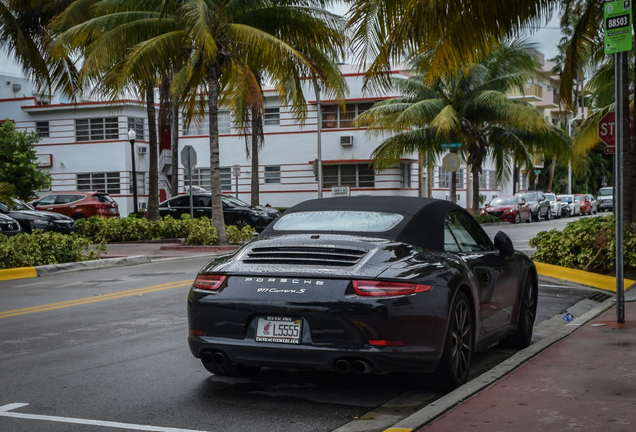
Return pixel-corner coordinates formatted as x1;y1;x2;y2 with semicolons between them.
272;211;404;232
93;194;115;203
598;188;613;196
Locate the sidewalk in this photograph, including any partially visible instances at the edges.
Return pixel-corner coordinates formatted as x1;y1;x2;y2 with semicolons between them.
395;294;636;432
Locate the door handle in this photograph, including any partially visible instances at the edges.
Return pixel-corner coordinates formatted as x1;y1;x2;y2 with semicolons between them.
70;206;76;209
46;207;53;210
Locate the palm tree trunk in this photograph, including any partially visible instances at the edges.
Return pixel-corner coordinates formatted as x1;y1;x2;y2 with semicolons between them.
171;98;179;197
548;156;556;192
471;164;480;215
251;106;260;206
207;66;228;244
146;86;159;221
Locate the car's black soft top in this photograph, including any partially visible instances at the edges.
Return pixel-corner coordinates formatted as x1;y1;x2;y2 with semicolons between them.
259;196;470;251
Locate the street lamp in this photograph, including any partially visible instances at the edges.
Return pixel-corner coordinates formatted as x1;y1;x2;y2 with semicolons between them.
128;128;138;214
568;113;586;195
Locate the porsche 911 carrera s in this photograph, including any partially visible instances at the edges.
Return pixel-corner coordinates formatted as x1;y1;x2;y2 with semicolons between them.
187;196;537;391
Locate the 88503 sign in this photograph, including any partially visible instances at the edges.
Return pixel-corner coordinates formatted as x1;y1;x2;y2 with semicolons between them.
606;14;630;30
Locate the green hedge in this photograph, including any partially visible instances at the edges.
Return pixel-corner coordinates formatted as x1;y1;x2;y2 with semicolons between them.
475;214;503;224
0;231;106;269
75;215;255;245
529;214;636;272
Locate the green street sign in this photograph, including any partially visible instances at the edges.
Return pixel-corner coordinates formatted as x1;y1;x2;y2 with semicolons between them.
534;169;541;175
604;0;632;54
441;142;462;149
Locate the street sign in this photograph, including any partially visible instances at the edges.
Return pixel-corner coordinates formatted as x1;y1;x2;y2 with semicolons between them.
442;153;461;172
604;146;616;154
332;186;350;197
604;0;632;54
598;111;634;147
534;169;542;175
232;164;241;177
180;145;197;170
441;143;462;149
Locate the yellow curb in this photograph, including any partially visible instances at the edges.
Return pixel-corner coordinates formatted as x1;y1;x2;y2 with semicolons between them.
535;262;635;293
0;267;37;281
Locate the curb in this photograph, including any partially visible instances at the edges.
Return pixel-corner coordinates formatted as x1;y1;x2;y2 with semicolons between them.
535;261;636;292
0;267;37;281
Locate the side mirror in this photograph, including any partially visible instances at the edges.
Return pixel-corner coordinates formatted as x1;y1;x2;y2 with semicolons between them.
494;231;514;258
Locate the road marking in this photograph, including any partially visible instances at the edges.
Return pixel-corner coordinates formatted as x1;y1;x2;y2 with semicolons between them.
0;280;193;319
0;403;207;432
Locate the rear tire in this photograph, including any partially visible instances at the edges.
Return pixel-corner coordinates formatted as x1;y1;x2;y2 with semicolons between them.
499;273;537;350
428;291;473;392
233;217;250;230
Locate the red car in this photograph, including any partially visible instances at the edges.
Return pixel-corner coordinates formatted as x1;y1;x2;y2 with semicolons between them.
482;195;532;224
574;194;591;215
31;191;120;220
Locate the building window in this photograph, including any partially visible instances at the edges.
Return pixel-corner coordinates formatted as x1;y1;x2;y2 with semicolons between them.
264;108;280;126
184;168;232;191
36;121;50;138
488;171;497;190
456;168;464;189
219;111;231;134
77;172;121;194
322;164;375;188
322;103;375;129
400;163;412;188
129;172;146;194
127;117;145;141
264;166;281;183
479;171;487;189
183;112;231;135
438;167;450;188
76;118;118;141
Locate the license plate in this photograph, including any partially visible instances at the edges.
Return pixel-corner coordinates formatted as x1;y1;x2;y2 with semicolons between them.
256;316;302;344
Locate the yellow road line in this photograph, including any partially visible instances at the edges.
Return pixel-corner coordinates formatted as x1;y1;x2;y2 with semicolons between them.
0;279;193;319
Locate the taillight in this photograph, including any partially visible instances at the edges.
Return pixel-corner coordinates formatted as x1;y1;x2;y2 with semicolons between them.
353;280;433;297
193;274;226;290
368;339;406;347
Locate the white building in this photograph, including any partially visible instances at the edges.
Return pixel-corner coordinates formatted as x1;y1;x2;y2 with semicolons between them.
2;62;560;216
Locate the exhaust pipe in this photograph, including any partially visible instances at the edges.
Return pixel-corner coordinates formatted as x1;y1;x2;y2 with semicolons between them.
351;359;372;374
200;350;227;365
335;359;352;373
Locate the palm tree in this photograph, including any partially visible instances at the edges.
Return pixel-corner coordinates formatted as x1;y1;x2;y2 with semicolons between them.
345;0;560;90
356;40;570;214
0;182;16;207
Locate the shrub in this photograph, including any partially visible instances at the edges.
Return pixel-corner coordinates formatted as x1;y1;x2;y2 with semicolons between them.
529;214;635;273
0;231;106;269
475;214;502;224
226;225;257;244
184;217;218;245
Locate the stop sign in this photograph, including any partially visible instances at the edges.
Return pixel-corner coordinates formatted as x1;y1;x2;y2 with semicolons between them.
598;112;634;147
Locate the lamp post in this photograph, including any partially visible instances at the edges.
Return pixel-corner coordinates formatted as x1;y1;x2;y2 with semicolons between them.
128;128;138;214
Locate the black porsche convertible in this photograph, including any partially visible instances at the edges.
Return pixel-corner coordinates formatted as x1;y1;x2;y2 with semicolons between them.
187;196;537;391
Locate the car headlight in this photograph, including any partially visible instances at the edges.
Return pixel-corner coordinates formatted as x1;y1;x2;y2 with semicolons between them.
31;219;52;226
249;209;261;216
504;208;513;213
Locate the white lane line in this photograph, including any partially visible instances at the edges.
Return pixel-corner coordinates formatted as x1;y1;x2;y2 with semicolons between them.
0;403;208;432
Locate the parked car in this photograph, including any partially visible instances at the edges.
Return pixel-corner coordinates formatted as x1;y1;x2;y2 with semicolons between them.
574;194;592;215
0;200;76;234
544;193;563;218
515;191;550;221
158;193;280;232
30;191;120;220
187;196;538;391
597;187;614;212
585;194;598;215
481;195;532;223
0;213;22;236
557;194;581;216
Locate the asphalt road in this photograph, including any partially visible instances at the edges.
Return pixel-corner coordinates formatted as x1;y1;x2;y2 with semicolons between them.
0;218;607;432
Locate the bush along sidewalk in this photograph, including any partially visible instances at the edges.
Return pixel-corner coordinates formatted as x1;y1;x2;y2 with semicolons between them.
0;231;106;270
76;214;255;245
529;214;635;273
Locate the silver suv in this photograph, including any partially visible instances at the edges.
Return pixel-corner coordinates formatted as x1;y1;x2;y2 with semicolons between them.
597;187;613;212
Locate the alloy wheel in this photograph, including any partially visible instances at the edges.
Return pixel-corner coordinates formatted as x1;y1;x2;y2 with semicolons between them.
450;299;473;381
